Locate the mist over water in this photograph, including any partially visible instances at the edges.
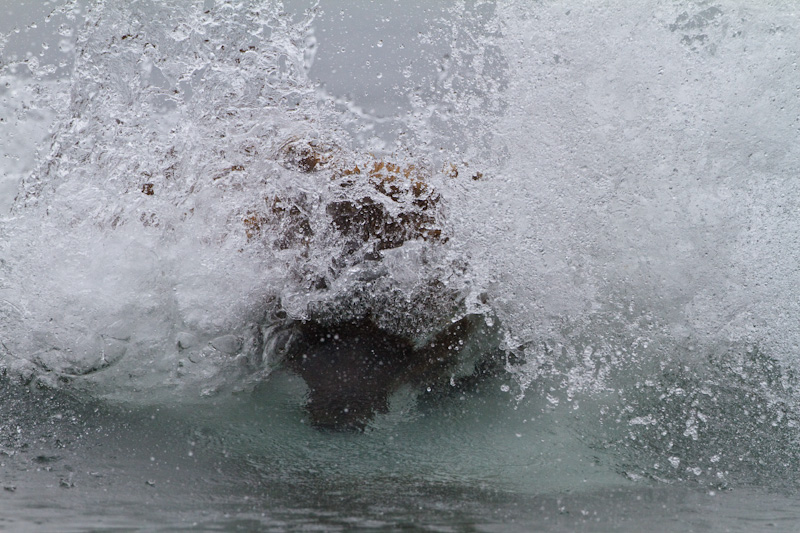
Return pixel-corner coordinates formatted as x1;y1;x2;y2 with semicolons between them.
2;0;800;529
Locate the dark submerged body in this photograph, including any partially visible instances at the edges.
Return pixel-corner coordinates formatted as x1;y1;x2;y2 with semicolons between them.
284;315;486;431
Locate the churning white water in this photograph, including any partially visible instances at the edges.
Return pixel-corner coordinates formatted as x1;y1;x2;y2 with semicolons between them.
2;0;800;530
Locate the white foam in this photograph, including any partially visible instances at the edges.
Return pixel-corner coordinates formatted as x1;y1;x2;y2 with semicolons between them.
2;0;799;408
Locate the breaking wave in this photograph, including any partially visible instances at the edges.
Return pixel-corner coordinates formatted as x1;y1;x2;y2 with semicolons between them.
2;0;800;497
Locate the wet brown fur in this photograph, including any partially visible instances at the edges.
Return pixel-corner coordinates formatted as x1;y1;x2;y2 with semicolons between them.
259;141;489;430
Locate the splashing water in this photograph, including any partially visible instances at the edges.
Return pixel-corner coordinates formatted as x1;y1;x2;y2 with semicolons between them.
1;0;491;400
2;0;800;529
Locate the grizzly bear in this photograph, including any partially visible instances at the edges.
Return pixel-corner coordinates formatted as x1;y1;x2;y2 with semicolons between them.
248;140;495;430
